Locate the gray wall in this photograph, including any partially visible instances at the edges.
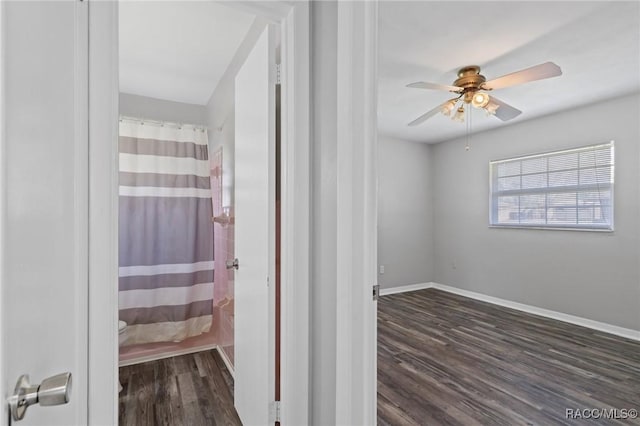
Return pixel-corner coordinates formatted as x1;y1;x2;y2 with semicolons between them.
119;92;207;125
378;134;434;289
431;94;640;330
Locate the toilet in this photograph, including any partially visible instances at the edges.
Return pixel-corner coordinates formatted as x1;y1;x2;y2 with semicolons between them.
118;321;127;392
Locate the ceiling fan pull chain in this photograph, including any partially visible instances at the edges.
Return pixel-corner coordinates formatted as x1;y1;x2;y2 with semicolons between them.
465;106;472;151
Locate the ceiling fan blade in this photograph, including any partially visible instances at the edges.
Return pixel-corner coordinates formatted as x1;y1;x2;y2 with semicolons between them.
408;98;458;126
408;107;441;126
482;62;562;91
489;96;522;121
407;81;463;93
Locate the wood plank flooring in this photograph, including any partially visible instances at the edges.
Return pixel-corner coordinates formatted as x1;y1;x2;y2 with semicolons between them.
378;288;640;426
119;349;240;426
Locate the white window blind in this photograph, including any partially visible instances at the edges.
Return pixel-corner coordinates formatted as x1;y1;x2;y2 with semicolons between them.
489;142;614;230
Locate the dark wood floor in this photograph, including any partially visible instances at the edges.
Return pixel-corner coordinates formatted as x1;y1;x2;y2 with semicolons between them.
378;288;640;426
119;349;241;426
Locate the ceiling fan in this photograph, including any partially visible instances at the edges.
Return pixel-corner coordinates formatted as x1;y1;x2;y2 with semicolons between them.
407;62;562;126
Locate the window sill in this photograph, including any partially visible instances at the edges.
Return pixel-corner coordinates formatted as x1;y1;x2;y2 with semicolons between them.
488;225;614;233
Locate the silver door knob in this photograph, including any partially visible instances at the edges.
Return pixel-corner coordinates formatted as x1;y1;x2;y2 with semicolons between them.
226;258;239;270
8;372;72;421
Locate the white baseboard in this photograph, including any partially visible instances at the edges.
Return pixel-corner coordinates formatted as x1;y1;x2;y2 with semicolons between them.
379;281;640;341
379;282;432;296
216;346;235;378
119;343;218;367
429;282;640;342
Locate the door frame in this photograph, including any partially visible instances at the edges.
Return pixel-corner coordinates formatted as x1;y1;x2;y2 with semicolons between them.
278;3;311;424
308;2;378;424
87;2;119;423
333;3;378;423
87;1;311;425
0;1;5;417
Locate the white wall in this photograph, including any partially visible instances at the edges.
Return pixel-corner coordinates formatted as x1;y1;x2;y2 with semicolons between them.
431;94;640;331
378;134;433;288
119;92;207;125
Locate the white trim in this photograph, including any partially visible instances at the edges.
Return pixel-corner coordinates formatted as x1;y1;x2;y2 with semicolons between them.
0;1;6;423
280;3;310;425
362;2;378;424
335;2;356;420
430;283;640;341
308;3;377;423
119;343;218;367
379;282;432;296
88;1;120;425
216;346;235;379
383;282;640;342
333;2;378;424
268;23;278;423
73;3;90;423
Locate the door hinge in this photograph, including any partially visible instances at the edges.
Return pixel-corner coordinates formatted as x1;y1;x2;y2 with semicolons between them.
373;284;380;301
269;400;281;423
275;63;282;85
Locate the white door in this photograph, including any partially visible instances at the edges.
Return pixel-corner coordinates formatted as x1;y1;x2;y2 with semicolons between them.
1;2;88;426
234;25;276;425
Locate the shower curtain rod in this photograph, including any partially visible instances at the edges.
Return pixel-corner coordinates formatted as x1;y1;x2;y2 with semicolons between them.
119;115;209;132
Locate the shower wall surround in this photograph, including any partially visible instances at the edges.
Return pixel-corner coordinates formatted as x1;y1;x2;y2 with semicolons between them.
211;148;235;365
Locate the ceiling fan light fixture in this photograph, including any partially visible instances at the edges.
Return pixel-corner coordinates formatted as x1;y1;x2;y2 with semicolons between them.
485;101;499;116
452;106;465;122
471;92;490;108
441;99;457;116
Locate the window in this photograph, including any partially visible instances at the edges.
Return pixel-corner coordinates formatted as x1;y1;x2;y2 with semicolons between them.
490;142;614;231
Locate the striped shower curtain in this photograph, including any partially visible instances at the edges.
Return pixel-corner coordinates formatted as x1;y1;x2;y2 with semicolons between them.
118;118;214;345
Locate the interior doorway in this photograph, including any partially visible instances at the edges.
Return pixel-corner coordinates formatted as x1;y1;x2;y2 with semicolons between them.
88;1;308;423
113;2;280;424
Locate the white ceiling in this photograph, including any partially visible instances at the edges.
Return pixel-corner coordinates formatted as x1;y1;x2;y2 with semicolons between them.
378;1;640;144
119;1;255;105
